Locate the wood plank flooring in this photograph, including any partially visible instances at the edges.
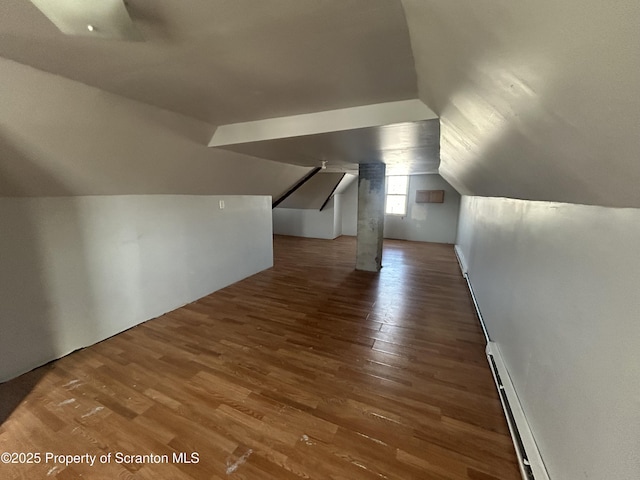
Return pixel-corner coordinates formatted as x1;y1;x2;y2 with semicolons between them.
0;235;520;479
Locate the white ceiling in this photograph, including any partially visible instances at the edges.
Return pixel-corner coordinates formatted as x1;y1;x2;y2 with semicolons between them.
209;101;440;175
214;119;440;176
0;0;417;124
403;0;640;207
28;0;142;40
0;0;639;207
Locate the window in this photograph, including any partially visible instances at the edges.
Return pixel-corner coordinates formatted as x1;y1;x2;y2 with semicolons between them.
385;175;408;215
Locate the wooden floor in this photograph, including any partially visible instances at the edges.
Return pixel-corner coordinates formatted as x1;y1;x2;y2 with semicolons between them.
0;235;520;480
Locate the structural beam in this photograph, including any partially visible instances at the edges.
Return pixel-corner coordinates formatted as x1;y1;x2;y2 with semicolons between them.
319;173;346;211
272;167;322;208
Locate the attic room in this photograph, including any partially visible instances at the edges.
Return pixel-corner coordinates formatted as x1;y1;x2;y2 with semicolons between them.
0;1;638;479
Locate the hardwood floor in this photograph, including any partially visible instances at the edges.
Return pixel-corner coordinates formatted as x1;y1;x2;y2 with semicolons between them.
0;235;520;479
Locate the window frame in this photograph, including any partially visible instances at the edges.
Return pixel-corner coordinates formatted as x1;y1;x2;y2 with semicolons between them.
385;175;409;216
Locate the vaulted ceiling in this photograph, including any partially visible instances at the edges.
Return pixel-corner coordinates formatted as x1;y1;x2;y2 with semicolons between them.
0;0;638;207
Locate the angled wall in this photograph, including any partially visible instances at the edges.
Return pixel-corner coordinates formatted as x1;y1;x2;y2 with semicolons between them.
273;173;354;239
0;57;311;198
277;173;346;209
0;57;312;383
403;1;640;477
402;0;640;208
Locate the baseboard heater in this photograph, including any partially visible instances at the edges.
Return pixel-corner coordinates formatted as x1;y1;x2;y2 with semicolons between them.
455;247;550;480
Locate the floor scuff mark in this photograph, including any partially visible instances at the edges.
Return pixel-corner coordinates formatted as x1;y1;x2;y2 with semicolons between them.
57;398;76;407
80;406;104;419
47;465;61;476
300;434;314;446
351;460;388;479
225;449;253;475
63;380;82;390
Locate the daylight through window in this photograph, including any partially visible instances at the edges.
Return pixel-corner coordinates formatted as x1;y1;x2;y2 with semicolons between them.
385;175;408;215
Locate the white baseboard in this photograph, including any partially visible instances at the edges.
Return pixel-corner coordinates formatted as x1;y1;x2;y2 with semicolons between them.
486;342;550;480
454;244;468;275
458;254;550;480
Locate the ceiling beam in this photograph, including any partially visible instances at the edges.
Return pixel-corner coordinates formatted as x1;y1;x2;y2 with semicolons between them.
209;100;437;147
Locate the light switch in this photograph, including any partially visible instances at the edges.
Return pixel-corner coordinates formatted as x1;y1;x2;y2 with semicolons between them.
219;200;225;209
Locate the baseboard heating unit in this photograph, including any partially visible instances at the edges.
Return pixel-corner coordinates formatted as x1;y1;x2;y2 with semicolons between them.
485;341;549;480
455;247;550;480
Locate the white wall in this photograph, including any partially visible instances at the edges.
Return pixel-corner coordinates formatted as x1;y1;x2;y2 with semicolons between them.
340;174;460;243
341;180;358;236
456;195;640;480
0;195;273;382
273;197;341;239
385;174;460;244
333;194;342;237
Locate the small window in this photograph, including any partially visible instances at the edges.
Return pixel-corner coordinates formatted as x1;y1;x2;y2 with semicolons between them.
385;175;408;215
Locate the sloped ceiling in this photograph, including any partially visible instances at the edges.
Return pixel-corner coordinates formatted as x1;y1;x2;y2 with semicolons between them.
0;58;311;198
210;101;440;176
278;172;346;210
0;0;416;124
1;0;639;207
402;0;640;208
0;0;417;198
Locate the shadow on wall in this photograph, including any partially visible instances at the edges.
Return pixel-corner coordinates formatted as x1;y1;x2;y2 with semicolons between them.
0;137;96;424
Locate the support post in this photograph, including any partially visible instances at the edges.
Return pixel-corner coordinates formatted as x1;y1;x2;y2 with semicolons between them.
356;163;385;272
